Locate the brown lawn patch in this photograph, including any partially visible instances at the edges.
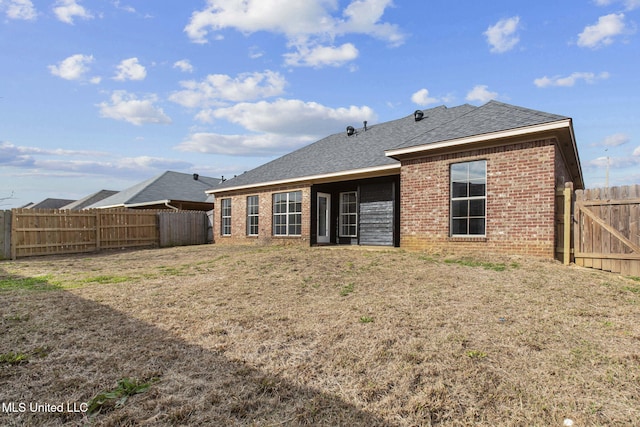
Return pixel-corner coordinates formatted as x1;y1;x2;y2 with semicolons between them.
1;245;639;426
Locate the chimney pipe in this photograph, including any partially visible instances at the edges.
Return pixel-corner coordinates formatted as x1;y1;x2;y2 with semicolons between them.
363;121;368;131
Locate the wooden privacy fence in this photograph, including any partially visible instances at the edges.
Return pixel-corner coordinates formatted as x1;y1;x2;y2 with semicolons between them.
158;210;209;248
6;208;209;259
573;185;640;275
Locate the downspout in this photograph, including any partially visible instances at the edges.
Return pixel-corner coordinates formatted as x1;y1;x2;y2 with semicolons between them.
164;201;179;211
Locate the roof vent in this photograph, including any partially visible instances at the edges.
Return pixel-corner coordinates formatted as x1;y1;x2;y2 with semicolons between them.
193;173;199;181
346;125;355;136
414;110;424;122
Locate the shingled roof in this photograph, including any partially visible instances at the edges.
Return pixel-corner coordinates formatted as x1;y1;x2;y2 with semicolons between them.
87;171;221;209
210;100;582;192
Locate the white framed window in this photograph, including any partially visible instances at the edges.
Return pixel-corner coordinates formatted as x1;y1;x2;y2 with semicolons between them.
339;191;358;237
273;191;302;236
450;160;486;236
247;195;259;236
221;198;232;236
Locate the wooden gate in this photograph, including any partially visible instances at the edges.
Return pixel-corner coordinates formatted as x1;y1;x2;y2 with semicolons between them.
158;211;208;247
573;185;640;275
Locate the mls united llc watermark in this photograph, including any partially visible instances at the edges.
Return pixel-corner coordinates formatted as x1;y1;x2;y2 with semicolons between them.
2;401;88;414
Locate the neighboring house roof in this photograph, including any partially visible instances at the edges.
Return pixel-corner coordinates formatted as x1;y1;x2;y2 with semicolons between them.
28;198;76;209
61;190;119;210
86;171;222;209
209;100;583;194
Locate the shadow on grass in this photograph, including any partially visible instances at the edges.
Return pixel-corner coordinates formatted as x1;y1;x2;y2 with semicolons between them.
0;269;387;426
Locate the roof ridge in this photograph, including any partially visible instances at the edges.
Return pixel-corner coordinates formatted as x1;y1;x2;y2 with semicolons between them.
397;104;478;149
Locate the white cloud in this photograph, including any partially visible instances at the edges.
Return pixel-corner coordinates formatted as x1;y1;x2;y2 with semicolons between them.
48;54;99;82
411;88;439;106
602;133;630;147
53;0;93;24
284;43;359;67
184;0;404;67
175;132;315;156
577;13;629;48
2;0;37;20
97;91;172;126
114;57;147;81
177;98;377;156
484;16;521;53
534;71;610;87
112;1;135;13
594;0;640;10
587;155;640;168
169;70;287;108
173;59;194;73
465;85;498;103
205;98;376;136
633;146;640;156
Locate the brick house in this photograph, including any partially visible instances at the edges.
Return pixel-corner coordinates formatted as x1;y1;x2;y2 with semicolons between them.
206;101;584;258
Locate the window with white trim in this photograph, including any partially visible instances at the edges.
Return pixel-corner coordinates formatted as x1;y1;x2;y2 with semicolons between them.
273;191;302;236
339;191;358;237
450;160;486;236
221;198;232;236
247;195;259;236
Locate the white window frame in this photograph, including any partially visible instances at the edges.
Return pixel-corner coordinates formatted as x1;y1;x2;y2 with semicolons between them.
246;195;259;236
450;160;487;237
221;198;232;236
273;191;302;236
339;191;358;238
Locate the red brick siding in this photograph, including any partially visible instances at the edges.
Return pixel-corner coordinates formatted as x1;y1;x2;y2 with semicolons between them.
213;185;311;246
400;139;558;257
554;144;573;189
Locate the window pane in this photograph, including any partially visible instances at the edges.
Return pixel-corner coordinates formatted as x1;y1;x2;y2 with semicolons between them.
469;199;485;216
452;218;467;235
452;182;468;198
469;218;485;235
468;161;486;180
469;182;486;197
451;163;467;181
452;200;468;217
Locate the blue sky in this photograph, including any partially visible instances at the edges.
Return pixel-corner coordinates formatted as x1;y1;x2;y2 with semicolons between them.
1;0;639;208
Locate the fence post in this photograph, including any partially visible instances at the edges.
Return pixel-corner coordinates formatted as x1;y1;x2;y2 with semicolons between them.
0;210;11;260
563;182;574;265
95;210;101;251
10;209;17;260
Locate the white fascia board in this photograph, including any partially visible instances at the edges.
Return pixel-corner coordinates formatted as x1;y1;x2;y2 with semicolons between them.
124;200;171;208
89;203;125;209
385;119;572;158
206;163;400;195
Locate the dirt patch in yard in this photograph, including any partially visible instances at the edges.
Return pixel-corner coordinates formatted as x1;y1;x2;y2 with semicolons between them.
1;245;639;426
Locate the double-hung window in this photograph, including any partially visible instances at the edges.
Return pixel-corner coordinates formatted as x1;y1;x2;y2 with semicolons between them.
247;195;259;236
339;191;358;237
450;160;486;236
221;198;232;236
273;191;302;236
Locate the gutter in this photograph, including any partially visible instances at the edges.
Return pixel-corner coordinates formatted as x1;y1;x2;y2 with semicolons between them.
385;119;573;159
206;163;400;195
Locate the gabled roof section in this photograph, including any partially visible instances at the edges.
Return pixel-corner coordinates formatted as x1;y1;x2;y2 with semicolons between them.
386;100;569;154
61;190;119;210
210;104;476;193
209;100;584;193
28;198;76;209
86;171;222;209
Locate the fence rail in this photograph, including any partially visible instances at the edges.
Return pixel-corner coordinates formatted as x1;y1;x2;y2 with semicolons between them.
4;208;209;259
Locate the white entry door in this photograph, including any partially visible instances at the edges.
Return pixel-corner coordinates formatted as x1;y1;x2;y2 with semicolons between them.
317;193;331;244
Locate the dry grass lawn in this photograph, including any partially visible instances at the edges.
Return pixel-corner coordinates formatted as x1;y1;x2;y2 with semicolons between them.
1;244;639;426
